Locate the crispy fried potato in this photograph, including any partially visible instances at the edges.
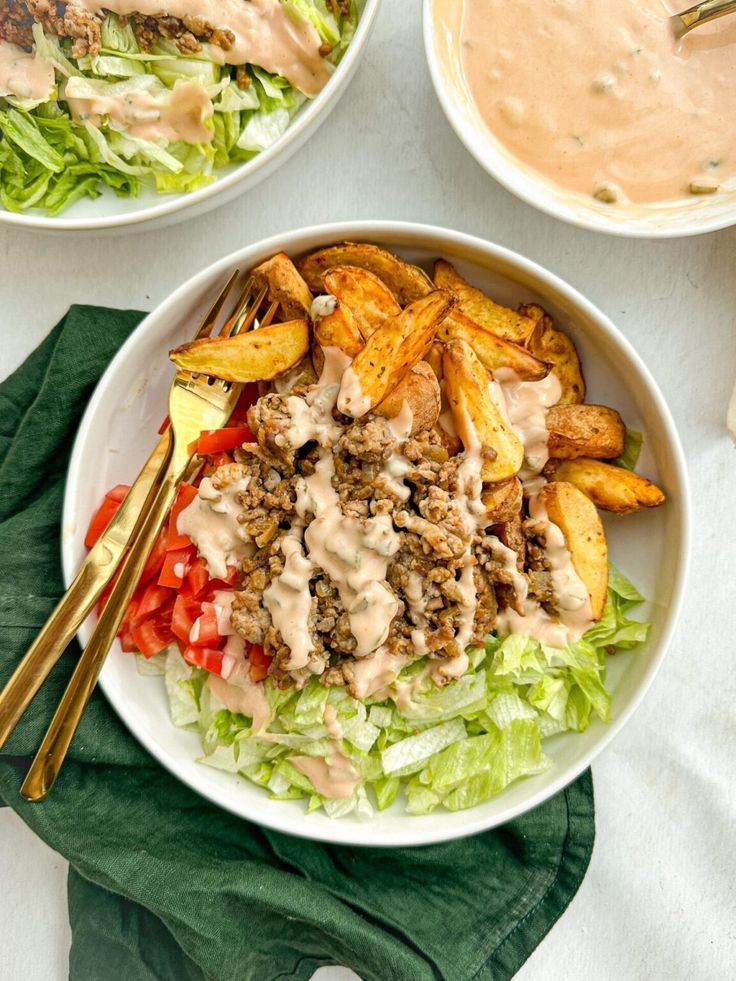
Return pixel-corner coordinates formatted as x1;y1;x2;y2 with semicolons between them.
299;242;433;306
433;260;536;344
311;299;364;375
322;266;401;338
442;339;524;481
520;303;585;404
546;404;626;459
481;478;523;524
425;342;444;380
170;319;310;383
548;458;665;514
337;291;454;417
251;252;313;321
439;310;550;381
375;361;441;435
538;482;608;620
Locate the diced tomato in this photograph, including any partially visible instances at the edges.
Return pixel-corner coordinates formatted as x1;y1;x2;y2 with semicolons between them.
131;616;174;659
158;415;170;435
197;426;256;456
171;592;201;645
158;545;194;588
186;556;210;597
141;528;168;583
248;642;271;682
189;602;221;647
166;483;197;550
119;624;138;653
136;581;173;619
182;645;224;675
228;383;260;425
84;484;131;549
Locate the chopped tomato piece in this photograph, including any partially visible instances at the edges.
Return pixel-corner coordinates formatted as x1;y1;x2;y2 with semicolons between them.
186;556;210;596
166;482;197;550
131;616;173;659
171;593;200;645
158;415;170;435
228;383;260;425
158;546;193;588
249;662;269;682
189;602;221;647
136;582;174;619
248;643;271;681
197;426;256;456
85;485;132;549
183;645;224;675
141;528;168;583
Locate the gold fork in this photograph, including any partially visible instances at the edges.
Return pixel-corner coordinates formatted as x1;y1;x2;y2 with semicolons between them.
0;270;240;753
20;276;271;801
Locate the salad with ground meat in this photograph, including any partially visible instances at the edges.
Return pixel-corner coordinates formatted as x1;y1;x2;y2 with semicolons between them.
0;1;359;214
86;244;665;817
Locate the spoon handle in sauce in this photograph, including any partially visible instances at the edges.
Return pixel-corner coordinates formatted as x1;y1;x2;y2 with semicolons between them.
673;0;736;36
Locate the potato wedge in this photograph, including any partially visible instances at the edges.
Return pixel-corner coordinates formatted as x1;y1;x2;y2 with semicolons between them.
322;266;401;338
311;299;364;375
433;259;536;344
548;458;665;514
438;310;550;381
375;361;441;434
546;404;626;459
537;482;608;620
251;252;313;320
520;303;585;404
299;242;433;306
170;319;310;383
337;291;454;417
425;342;444;380
481;477;523;524
442;338;524;481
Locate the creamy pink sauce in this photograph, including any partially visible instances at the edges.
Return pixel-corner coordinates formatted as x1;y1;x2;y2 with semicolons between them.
0;41;54;101
208;660;271;733
290;705;361;798
438;0;736;203
178;474;253;579
65;77;214;144
75;0;330;95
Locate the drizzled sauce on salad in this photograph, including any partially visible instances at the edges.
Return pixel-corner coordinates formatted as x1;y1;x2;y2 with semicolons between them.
75;0;331;95
436;0;736;203
0;41;54;101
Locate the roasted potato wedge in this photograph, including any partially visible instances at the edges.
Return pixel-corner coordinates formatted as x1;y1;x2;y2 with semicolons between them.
548;458;665;514
439;310;550;381
311;299;364;375
425;342;444;380
481;478;523;524
251;252;313;320
442;339;524;481
322;266;401;338
170;319;309;383
433;260;536;344
537;482;608;620
546;404;626;459
299;242;433;306
520;303;585;404
375;361;441;435
337;291;455;417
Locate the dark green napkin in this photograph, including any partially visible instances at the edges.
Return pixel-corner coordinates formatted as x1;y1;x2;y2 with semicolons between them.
0;306;595;981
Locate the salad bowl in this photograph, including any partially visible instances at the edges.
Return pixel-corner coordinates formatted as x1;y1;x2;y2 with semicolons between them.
62;221;689;846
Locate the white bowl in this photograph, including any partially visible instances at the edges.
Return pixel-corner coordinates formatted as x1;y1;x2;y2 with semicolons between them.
423;0;736;239
1;2;380;235
62;221;689;846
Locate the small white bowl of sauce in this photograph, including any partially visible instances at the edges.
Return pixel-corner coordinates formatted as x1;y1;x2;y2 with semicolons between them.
424;0;736;237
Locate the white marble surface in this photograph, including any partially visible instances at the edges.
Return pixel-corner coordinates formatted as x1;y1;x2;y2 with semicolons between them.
2;3;736;979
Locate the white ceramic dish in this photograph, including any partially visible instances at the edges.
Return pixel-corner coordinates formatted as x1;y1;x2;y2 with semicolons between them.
62;221;689;846
423;0;736;239
0;1;380;235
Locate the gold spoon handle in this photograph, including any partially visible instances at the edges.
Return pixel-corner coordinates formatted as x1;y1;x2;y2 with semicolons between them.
673;0;736;35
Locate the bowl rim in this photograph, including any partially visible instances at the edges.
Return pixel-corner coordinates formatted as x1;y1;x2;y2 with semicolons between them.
421;0;736;240
1;0;381;233
62;220;691;846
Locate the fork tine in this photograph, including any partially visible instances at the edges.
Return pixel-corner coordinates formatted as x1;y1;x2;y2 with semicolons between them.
260;300;279;328
194;269;240;342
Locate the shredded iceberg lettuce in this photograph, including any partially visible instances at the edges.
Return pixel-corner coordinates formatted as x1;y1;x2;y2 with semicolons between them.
0;3;360;215
149;568;651;818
